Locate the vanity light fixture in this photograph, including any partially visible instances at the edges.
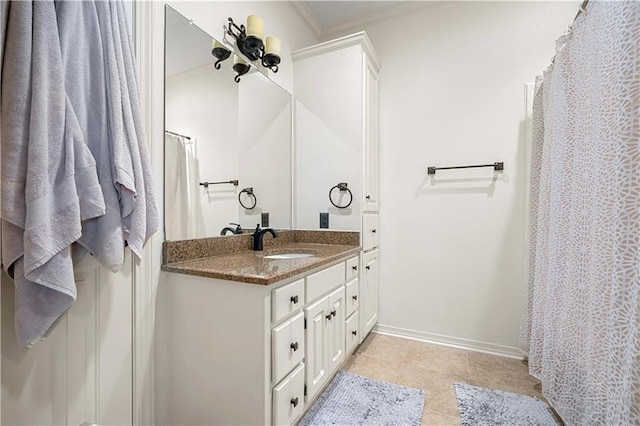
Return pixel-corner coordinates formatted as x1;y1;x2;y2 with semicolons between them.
232;55;250;83
211;40;231;69
226;15;281;73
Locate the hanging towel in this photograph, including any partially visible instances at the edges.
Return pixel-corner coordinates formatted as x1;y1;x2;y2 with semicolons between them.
105;0;159;258
0;1;105;347
56;0;129;271
56;0;158;268
165;133;193;240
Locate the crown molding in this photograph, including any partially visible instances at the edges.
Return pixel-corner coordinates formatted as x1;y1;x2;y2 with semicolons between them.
289;1;322;39
291;31;381;72
320;1;437;40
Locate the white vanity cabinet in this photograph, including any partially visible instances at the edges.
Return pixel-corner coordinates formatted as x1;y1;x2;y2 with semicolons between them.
158;254;360;426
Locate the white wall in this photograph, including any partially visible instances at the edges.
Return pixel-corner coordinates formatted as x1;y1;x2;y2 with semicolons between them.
238;73;292;230
328;1;577;352
294;45;364;231
165;66;240;239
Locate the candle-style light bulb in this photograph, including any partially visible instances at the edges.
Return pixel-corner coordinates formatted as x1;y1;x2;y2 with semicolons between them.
265;36;281;57
246;15;264;40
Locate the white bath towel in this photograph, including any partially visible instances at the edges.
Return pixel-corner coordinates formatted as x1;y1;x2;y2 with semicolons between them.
1;1;105;347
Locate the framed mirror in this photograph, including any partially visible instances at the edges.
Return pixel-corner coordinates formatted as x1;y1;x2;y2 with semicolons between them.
164;5;292;241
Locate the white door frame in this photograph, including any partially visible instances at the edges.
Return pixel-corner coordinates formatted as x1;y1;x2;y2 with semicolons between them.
133;2;165;425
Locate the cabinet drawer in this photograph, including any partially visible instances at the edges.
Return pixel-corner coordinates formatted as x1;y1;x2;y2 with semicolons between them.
345;278;359;318
273;362;305;426
345;311;359;355
272;312;305;385
362;214;379;251
345;257;359;281
306;262;345;303
273;279;305;324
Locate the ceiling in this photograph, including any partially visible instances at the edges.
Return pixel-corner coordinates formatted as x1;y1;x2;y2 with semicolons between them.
302;1;400;29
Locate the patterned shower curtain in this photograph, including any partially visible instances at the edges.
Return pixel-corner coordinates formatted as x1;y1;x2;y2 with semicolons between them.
522;2;639;424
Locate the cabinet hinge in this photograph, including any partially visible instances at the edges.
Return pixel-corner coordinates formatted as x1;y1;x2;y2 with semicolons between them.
304;318;307;329
304;385;307;397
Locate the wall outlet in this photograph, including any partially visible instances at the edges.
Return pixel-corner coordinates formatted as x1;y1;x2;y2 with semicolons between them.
261;212;269;227
319;212;329;229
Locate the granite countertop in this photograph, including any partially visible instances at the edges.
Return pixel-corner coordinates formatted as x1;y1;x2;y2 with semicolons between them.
161;230;361;285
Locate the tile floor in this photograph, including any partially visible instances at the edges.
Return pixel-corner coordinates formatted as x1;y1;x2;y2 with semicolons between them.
342;332;546;426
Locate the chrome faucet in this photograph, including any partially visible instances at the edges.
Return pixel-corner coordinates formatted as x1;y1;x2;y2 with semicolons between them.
252;224;278;251
220;223;243;236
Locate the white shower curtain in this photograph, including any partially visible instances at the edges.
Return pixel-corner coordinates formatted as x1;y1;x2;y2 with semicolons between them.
164;133;195;240
522;2;640;425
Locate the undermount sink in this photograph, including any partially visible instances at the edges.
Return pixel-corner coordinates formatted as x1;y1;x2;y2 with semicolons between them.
263;253;317;260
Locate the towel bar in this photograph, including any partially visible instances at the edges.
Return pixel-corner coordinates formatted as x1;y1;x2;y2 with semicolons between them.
427;162;504;175
200;180;239;188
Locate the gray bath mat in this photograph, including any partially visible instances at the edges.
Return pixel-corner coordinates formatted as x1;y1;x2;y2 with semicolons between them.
454;383;559;426
299;371;425;425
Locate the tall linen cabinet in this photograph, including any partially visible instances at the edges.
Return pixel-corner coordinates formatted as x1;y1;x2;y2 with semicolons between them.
293;32;380;343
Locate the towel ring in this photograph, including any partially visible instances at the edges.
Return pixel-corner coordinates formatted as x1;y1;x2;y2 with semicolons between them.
329;183;352;209
238;187;257;210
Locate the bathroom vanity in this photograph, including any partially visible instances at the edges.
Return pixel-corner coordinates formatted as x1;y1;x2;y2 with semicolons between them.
158;231;361;425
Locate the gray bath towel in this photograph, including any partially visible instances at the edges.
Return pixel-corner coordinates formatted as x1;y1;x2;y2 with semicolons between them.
57;0;158;266
1;1;105;347
100;0;159;258
56;0;128;271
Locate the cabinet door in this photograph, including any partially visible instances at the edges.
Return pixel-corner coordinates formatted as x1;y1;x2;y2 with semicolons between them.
363;55;379;212
304;296;329;402
360;249;379;341
327;286;345;373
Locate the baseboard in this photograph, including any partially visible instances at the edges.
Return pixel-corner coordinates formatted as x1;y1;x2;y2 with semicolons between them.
373;324;523;360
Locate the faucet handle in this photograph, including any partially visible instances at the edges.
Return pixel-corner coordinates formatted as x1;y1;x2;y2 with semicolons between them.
254;223;261;232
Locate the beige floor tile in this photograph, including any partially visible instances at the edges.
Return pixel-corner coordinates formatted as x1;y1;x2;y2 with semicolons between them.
467;355;544;401
403;341;469;379
355;332;410;362
423;385;460;417
394;367;466;393
346;353;400;384
421;412;461;426
467;351;528;376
